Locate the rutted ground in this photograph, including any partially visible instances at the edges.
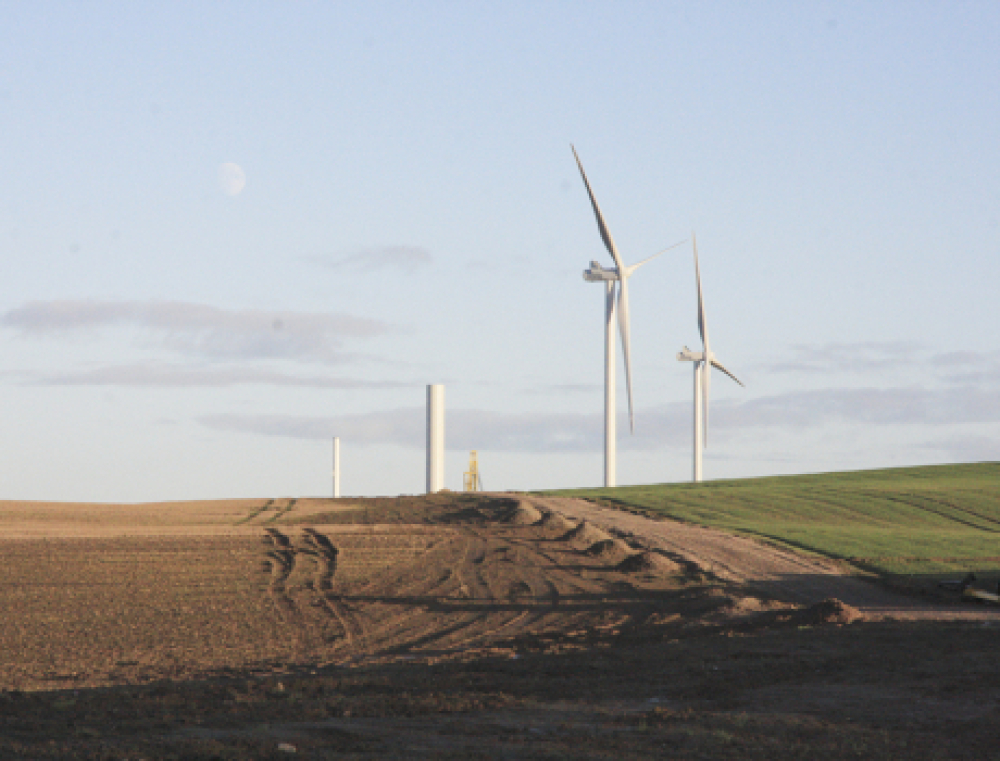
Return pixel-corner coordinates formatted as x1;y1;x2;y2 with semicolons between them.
243;504;710;667
0;496;712;691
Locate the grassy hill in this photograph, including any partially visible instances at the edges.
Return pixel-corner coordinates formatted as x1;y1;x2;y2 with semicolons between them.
542;463;1000;577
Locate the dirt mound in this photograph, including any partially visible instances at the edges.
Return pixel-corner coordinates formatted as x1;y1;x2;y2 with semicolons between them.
799;598;862;625
586;538;632;560
616;551;680;575
725;596;790;616
507;501;542;525
563;520;610;546
539;511;575;532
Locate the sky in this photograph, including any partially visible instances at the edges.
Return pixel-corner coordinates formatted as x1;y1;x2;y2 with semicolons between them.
1;2;999;501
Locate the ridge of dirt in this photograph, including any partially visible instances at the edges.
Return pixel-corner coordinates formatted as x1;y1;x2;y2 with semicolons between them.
506;501;542;525
617;550;682;575
538;511;575;532
585;537;632;561
562;520;610;547
527;496;1000;622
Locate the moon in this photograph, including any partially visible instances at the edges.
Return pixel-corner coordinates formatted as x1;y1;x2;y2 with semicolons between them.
218;162;246;196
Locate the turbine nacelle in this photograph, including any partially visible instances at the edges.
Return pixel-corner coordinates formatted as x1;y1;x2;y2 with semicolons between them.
583;261;620;282
676;346;704;363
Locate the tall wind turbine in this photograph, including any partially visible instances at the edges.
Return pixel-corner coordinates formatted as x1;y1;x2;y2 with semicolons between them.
676;234;744;482
573;145;683;487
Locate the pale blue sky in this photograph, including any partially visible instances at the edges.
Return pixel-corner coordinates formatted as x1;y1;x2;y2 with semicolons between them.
1;2;998;500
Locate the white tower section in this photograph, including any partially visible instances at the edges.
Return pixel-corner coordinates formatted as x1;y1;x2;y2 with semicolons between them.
603;280;617;487
693;364;703;482
332;437;341;498
426;384;445;493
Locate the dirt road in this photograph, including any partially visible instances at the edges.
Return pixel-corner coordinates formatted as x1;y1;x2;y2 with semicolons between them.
528;496;1000;621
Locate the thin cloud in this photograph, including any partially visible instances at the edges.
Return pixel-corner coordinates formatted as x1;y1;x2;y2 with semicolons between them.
200;405;691;452
23;363;414;389
520;382;602;395
768;341;923;374
931;350;995;366
932;349;1000;387
199;408;609;453
923;434;1000;462
763;343;1000;388
200;410;425;448
1;300;391;364
198;383;1000;452
715;385;1000;428
310;246;432;274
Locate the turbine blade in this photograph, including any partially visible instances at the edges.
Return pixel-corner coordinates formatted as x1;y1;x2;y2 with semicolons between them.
702;358;711;448
616;279;635;433
710;358;745;387
693;233;712;447
693;233;709;353
623;239;687;276
571;145;626;273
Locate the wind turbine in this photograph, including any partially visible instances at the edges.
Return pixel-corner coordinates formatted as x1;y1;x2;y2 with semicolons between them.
676;233;744;482
572;145;684;487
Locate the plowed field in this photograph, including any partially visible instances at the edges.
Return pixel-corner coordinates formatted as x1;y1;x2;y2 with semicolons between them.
0;495;698;692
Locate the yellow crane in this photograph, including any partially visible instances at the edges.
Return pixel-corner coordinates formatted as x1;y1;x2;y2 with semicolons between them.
463;450;482;492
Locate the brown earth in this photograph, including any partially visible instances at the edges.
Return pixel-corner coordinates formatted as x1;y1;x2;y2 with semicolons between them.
0;493;998;759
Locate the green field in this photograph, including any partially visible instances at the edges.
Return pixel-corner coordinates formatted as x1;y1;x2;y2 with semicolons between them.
542;463;1000;578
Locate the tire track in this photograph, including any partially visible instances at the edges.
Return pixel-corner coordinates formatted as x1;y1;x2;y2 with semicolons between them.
310;528;455;653
343;534;478;654
357;531;508;656
493;541;559;631
301;528;363;647
419;533;559;652
389;533;495;653
262;528;299;621
260;527;367;647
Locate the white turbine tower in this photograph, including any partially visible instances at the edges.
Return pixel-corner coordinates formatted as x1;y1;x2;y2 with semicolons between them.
676;234;744;482
573;146;683;487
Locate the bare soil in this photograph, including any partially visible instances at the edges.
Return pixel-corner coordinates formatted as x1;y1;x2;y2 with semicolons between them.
0;493;998;759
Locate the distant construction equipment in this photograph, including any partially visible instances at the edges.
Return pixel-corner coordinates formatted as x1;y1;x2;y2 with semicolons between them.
463;450;482;492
